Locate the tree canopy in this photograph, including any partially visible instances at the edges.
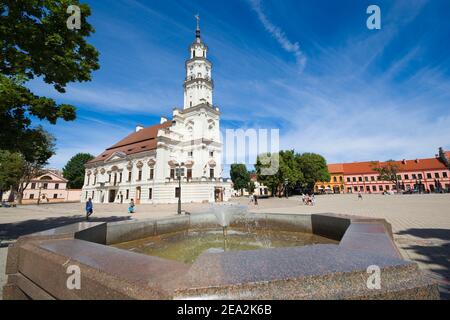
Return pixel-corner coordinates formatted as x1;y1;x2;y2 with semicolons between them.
371;161;401;191
230;164;250;194
0;150;24;195
296;153;330;192
0;1;99;200
0;0;99;155
256;150;304;197
63;153;94;189
0;0;99;91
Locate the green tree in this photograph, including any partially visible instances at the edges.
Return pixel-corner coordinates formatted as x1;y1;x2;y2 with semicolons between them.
247;180;256;194
16;128;56;203
0;0;99;150
295;153;330;192
63;153;94;189
230;164;250;196
255;153;279;196
371;161;401;193
256;150;303;197
0;150;25;201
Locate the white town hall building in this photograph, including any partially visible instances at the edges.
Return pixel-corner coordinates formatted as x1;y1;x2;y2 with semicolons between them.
82;19;232;204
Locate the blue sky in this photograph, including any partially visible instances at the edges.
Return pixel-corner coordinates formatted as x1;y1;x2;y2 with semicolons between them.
29;0;450;172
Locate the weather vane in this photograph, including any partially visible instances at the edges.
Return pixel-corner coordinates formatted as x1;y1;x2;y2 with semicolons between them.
195;14;200;30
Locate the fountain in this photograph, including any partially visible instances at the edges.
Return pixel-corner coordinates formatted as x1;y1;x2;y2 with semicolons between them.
2;211;440;300
210;203;248;250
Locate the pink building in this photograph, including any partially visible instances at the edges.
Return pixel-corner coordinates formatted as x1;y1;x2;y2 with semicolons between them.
337;149;450;194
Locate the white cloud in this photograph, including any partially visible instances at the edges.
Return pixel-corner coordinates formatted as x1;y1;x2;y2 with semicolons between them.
248;0;306;71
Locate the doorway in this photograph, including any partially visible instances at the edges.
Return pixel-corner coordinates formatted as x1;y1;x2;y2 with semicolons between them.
135;187;141;204
109;190;117;203
214;187;223;202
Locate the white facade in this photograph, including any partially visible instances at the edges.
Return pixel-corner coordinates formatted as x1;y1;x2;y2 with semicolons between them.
82;21;231;204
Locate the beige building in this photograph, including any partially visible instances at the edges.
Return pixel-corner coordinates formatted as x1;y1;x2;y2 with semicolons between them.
1;170;81;204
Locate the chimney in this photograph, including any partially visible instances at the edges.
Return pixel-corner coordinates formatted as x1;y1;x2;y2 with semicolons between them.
160;117;167;124
402;159;406;164
135;125;144;132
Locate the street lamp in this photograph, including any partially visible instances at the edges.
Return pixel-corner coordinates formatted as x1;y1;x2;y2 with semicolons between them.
284;179;289;199
37;183;42;205
177;162;185;215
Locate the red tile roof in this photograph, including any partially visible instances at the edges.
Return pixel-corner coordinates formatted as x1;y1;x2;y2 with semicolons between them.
342;161;379;175
331;157;449;175
89;121;173;164
327;163;344;173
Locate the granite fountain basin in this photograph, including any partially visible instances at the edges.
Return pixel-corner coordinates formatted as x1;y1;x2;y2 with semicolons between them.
2;212;440;300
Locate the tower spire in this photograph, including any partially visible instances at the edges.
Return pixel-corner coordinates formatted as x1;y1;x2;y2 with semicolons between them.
195;14;201;42
184;15;212;109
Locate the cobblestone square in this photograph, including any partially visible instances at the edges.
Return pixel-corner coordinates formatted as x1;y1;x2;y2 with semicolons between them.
1;194;448;299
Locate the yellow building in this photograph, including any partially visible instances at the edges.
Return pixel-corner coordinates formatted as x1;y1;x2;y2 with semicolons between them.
314;164;345;194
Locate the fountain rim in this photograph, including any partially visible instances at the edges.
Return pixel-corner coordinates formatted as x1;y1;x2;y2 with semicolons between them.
3;212;438;300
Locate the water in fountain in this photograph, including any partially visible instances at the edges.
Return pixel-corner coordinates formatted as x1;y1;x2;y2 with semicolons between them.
114;204;336;264
209;203;248;251
210;203;248;228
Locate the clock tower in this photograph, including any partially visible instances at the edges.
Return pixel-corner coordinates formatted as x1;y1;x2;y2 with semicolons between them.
183;15;213;109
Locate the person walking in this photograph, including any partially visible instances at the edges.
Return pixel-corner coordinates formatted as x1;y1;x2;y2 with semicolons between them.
85;198;93;221
254;193;258;205
358;191;363;200
128;199;135;214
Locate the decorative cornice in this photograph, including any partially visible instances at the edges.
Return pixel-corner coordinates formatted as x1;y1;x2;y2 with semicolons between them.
183;77;214;89
185;57;211;67
179;103;220;116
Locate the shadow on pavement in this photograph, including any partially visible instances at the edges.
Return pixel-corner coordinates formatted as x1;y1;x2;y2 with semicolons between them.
396;228;450;300
0;215;132;245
